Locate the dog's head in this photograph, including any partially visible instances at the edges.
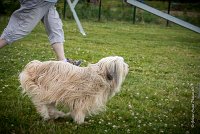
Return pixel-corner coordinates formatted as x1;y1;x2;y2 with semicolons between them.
96;56;129;94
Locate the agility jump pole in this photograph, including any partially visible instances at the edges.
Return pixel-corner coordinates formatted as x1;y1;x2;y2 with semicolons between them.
127;0;200;34
66;0;86;36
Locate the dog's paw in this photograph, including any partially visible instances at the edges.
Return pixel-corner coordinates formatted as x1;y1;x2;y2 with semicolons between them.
73;115;85;124
43;116;51;121
75;120;85;124
53;111;67;119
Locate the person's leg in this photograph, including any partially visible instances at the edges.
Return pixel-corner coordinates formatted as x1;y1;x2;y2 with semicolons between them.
51;42;66;61
0;39;7;48
42;5;66;61
51;42;81;65
0;3;50;48
42;5;81;65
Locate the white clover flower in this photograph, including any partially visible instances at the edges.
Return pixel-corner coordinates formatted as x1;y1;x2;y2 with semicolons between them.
160;130;164;133
185;131;190;134
100;118;104;122
142;116;144;118
112;125;117;128
89;119;94;122
124;124;128;127
128;104;132;109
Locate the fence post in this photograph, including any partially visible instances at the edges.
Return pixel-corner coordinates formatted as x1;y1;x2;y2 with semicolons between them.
166;0;171;26
133;6;136;24
63;0;67;20
98;0;102;21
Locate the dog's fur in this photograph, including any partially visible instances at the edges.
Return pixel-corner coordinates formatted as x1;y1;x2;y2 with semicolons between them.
19;56;129;124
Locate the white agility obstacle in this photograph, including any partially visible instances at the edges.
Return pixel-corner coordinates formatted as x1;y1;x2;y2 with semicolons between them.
66;0;200;35
127;0;200;34
66;0;86;36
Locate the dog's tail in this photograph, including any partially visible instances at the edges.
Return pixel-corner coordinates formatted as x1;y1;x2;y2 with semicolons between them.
19;60;42;95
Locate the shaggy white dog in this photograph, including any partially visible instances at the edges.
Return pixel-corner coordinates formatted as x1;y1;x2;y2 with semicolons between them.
19;56;129;124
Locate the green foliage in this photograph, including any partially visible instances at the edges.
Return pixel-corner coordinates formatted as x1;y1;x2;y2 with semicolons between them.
0;0;20;15
0;18;200;133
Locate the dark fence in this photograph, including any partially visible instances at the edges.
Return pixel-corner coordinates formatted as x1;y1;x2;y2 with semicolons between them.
56;0;200;26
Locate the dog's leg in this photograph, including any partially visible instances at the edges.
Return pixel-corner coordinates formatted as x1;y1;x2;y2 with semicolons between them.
70;109;85;124
31;97;50;120
34;102;50;121
47;103;67;119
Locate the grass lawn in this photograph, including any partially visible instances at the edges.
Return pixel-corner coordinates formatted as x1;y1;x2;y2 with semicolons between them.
0;19;200;133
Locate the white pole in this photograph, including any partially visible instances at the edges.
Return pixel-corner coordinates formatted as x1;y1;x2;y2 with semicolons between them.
72;0;79;8
66;0;86;36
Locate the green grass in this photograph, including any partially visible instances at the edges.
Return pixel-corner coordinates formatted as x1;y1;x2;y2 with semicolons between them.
0;19;200;134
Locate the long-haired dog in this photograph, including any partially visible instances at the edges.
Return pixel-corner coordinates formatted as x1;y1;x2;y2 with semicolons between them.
19;56;129;124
